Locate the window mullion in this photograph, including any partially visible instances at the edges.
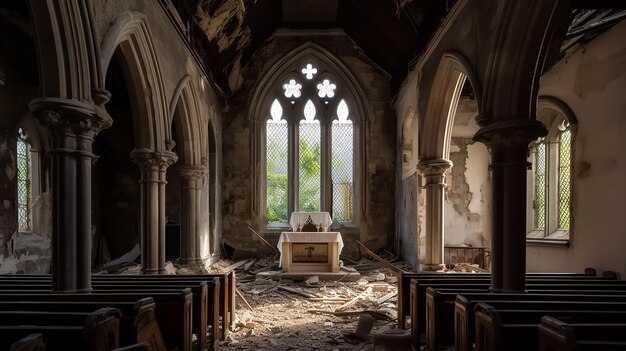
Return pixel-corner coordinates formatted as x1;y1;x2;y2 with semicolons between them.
547;140;559;236
289;115;298;214
320;118;331;214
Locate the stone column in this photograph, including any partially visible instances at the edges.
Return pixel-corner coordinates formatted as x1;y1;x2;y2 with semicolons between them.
131;149;177;274
179;165;207;265
417;158;453;271
30;97;112;292
474;119;546;292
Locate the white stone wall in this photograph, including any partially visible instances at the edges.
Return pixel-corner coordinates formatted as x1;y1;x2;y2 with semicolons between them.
527;20;626;277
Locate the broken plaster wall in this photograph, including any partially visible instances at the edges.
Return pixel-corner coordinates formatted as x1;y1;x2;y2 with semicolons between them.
222;33;396;259
527;20;626;277
445;138;491;251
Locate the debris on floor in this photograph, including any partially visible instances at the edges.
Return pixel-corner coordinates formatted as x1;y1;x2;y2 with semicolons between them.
212;253;412;351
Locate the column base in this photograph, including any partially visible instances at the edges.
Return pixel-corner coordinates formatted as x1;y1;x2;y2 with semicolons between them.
418;263;446;272
142;267;161;275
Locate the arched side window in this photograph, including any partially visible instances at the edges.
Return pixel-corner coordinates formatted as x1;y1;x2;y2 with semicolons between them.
16;128;31;232
527;98;576;242
260;55;359;227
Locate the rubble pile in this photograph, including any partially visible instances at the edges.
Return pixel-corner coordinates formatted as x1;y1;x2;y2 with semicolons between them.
214;254;412;351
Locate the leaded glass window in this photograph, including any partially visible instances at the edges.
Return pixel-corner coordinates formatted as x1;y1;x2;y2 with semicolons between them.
266;100;289;223
534;140;546;230
17;128;31;231
528;102;575;241
332;100;353;222
263;60;357;225
558;127;571;229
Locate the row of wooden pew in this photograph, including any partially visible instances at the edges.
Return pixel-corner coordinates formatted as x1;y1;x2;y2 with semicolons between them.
0;272;236;351
397;269;626;350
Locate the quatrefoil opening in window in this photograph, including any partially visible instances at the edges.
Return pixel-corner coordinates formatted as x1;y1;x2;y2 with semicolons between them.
283;79;302;98
301;63;318;80
317;79;336;98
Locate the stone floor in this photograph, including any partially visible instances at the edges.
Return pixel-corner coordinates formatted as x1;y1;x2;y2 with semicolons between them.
212;256;409;351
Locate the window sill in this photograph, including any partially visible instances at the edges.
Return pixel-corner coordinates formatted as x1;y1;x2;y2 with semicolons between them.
264;223;291;232
526;238;570;247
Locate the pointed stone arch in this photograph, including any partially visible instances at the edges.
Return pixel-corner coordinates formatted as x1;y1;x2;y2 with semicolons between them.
169;75;206;264
100;11;176;273
417;51;481;271
250;42;369;227
420;52;482;160
100;11;168;150
205;107;222;260
170;75;203;166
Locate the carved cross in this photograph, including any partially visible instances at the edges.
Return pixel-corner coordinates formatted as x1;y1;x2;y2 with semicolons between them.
301;63;318;79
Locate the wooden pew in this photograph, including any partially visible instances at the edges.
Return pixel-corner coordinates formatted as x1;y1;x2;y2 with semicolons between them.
454;294;626;351
420;288;626;351
397;269;599;328
0;290;192;351
409;278;626;350
538;316;626;351
408;277;625;347
9;333;45;351
474;303;626;351
92;276;223;344
0;280;218;351
0;271;236;340
95;272;237;335
0;298;163;350
0;307;121;351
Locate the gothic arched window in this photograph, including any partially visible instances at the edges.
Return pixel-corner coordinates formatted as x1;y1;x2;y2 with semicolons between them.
259;51;361;227
527;98;575;242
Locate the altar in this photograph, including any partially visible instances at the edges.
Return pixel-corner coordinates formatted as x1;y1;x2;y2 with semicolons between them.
277;231;344;273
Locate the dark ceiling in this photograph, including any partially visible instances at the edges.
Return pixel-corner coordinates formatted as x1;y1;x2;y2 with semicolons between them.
175;0;454;97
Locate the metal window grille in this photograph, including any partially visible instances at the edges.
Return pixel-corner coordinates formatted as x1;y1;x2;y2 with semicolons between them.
298;120;321;212
534;142;546;230
266;120;289;223
331;120;353;222
558;129;572;229
17;128;31;231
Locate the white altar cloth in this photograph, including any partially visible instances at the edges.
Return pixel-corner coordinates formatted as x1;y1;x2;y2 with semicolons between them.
289;211;333;231
277;231;344;268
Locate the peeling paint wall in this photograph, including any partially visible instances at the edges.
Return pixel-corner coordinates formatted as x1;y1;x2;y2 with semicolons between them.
528;20;626;276
445;138;491;250
222;33;396;258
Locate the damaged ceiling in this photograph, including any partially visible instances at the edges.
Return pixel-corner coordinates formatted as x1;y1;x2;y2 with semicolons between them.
178;0;454;97
174;0;626;99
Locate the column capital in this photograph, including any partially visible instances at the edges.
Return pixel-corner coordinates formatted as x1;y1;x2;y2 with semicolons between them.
130;149;178;172
179;165;208;181
473;118;547;148
417;158;453;176
30;97;113;137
